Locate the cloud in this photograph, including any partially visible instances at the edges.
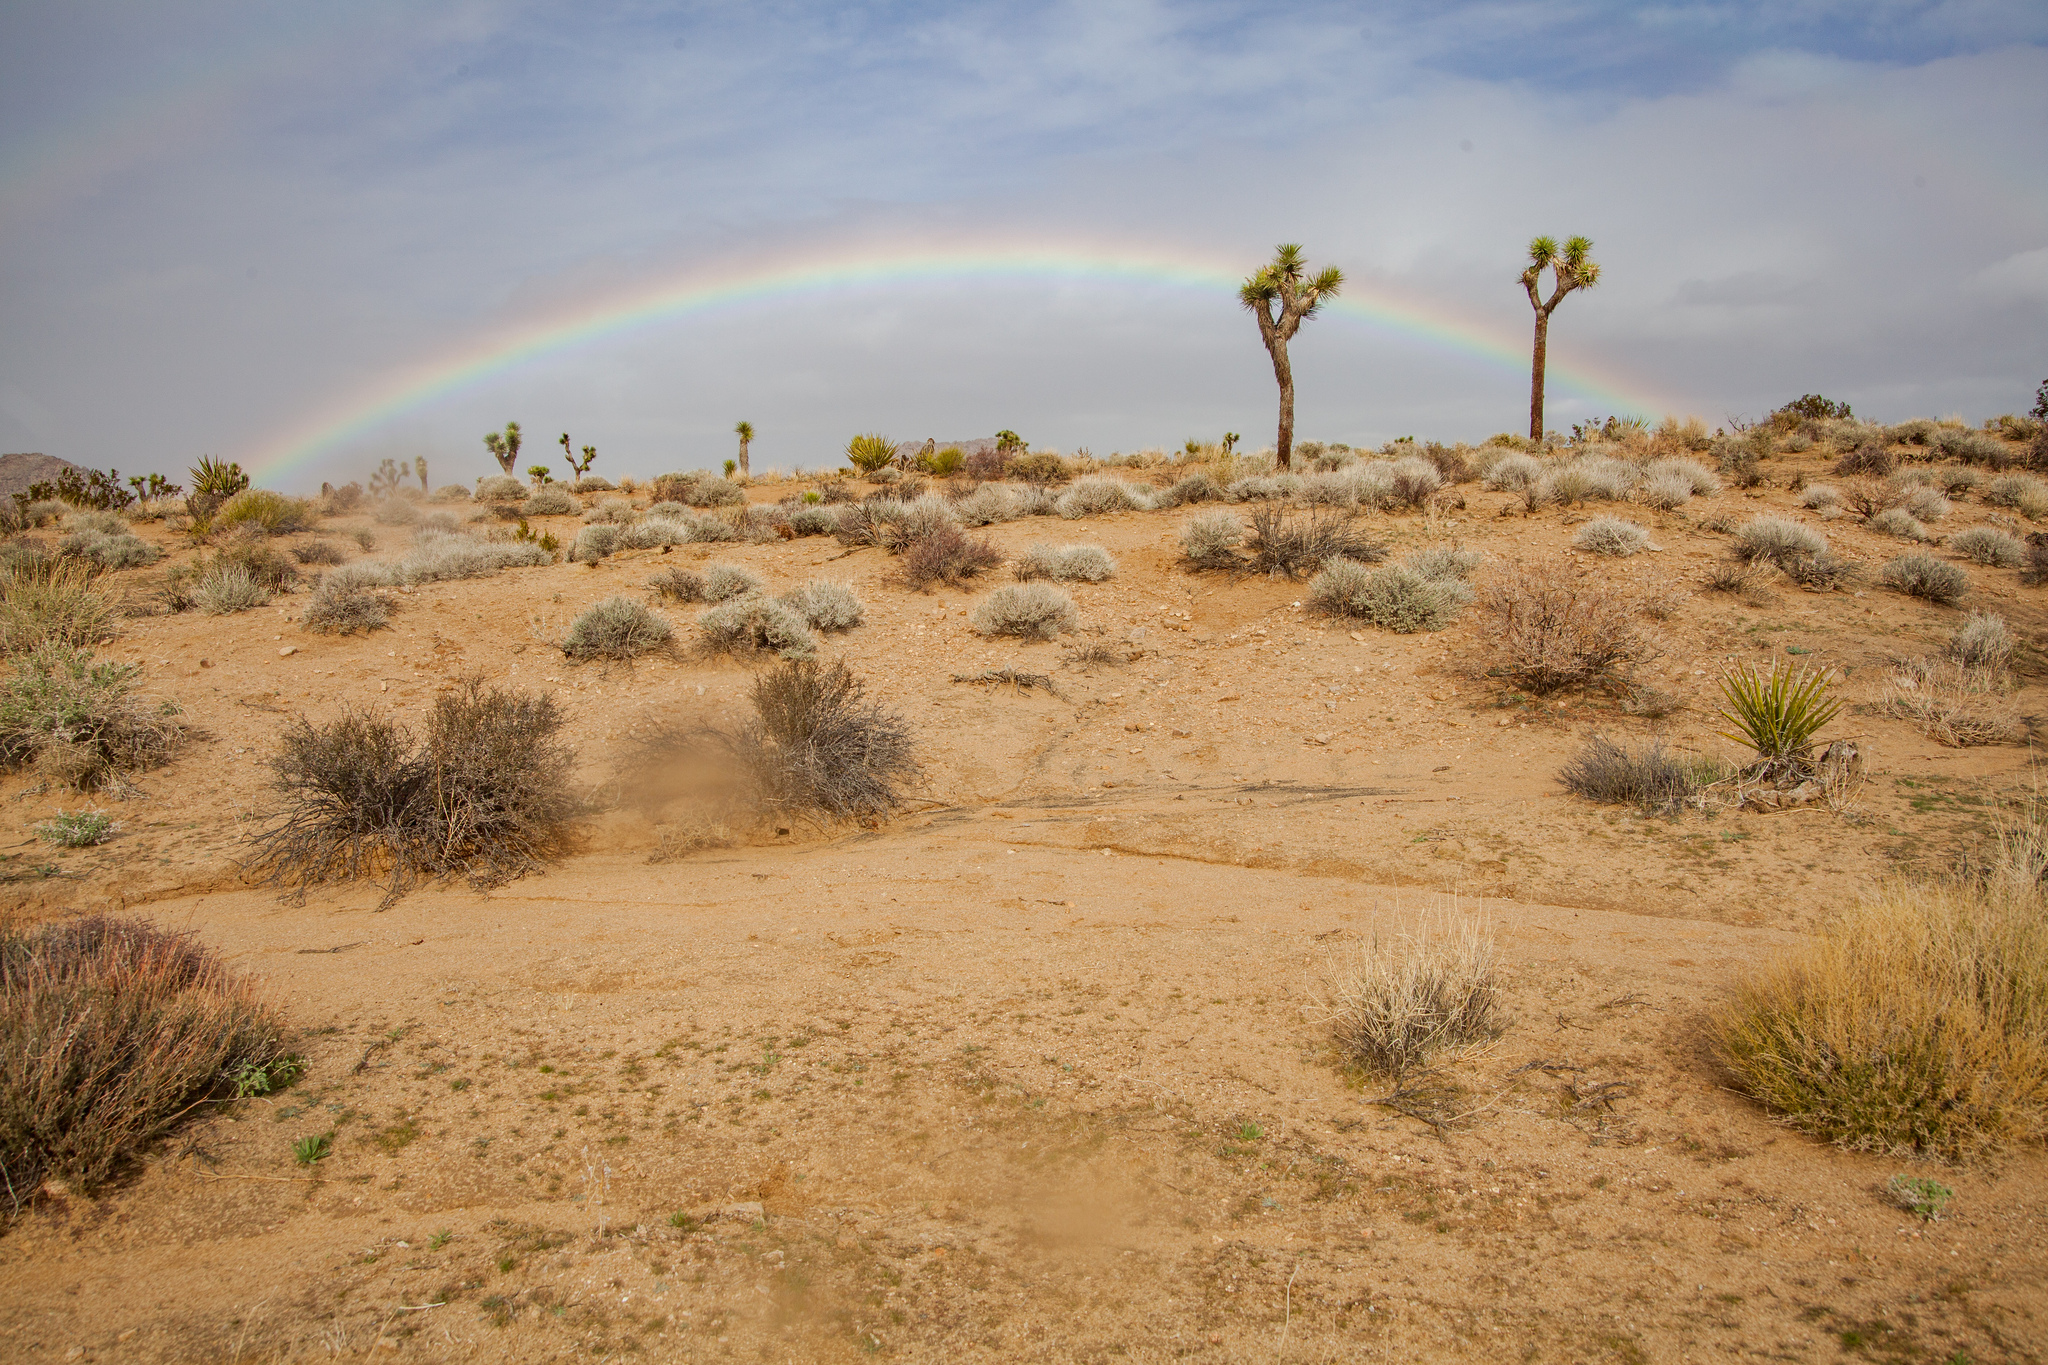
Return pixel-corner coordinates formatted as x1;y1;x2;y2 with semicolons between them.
1970;246;2048;303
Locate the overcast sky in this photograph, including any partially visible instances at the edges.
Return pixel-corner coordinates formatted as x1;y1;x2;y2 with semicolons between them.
2;1;2044;490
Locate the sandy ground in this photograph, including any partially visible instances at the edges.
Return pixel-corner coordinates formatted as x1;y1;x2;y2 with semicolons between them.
2;459;2045;1362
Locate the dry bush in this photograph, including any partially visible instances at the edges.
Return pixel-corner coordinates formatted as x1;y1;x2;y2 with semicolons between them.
247;678;577;904
59;529;158;571
1868;507;1930;541
0;916;293;1209
2026;532;2048;586
649;567;706;602
1572;517;1651;557
788;505;840;536
1055;477;1152;518
1245;504;1383;578
1948;527;2024;568
300;580;390;636
1715;847;2048;1159
1158;472;1226;507
1732;516;1827;566
1949;610;2013;670
292;540;345;566
970;583;1078;639
215;488;316;536
561;596;673;660
697;594;817;658
522;484;579;517
1311;914;1504;1083
582;497;637;524
1841;477;1912;520
686;476;746;509
1482;453;1543;492
1833;444;1895;477
1013;542;1116;583
899;524;1002;590
1984;472;2048;520
569;523;622;563
1403;546;1483;582
726;659;919;822
0;646;184;791
701;562;763;601
1800;484;1842;511
1884;656;2020;747
1178;510;1245;569
192;563;269;615
1309;560;1470;633
1478;560;1656;694
776;579;864;631
0;558;117;656
1880;552;1969;605
1780;551;1860;591
1559;735;1719;812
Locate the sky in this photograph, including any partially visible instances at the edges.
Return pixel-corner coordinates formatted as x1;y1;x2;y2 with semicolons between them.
1;2;2044;491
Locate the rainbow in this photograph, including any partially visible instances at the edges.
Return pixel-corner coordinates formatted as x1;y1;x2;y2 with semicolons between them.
248;238;1683;483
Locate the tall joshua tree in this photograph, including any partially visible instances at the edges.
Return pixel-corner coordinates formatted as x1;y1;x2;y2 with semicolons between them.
734;421;754;479
1521;236;1601;443
483;421;522;476
1241;244;1342;471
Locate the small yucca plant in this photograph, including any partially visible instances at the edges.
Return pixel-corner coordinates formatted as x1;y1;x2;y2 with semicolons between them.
1717;661;1841;776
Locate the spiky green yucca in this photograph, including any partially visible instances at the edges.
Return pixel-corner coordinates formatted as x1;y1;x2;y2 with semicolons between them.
1717;661;1841;765
845;433;897;474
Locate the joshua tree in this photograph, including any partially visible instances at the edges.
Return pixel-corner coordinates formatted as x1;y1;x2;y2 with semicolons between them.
734;421;754;479
483;421;522;475
1222;432;1240;455
528;464;551;487
1520;236;1601;443
414;456;428;490
1240;245;1342;471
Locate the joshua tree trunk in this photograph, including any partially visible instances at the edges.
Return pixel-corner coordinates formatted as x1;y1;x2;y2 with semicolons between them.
1528;310;1550;442
1270;343;1297;470
739;435;750;478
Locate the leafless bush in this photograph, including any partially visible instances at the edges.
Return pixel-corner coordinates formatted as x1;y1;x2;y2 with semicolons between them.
1245;504;1384;578
899;524;1002;590
1310;914;1504;1083
1;916;293;1209
1479;560;1657;694
1559;735;1719;812
730;659;919;821
246;678;577;905
301;580;390;635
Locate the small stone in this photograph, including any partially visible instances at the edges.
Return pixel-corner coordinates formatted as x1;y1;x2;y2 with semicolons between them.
278;646;297;657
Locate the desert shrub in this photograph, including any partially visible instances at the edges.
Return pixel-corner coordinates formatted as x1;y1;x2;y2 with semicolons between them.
1984;472;2048;519
216;489;315;536
831;498;901;549
389;533;548;584
787;505;839;536
582;498;636;525
683;514;740;543
1880;552;1968;605
301;580;390;636
1780;551;1860;591
1559;735;1719;813
0;560;117;656
1227;474;1297;503
687;477;745;509
728;659;918;821
213;535;300;592
1309;559;1471;633
1834;444;1895;478
34;807;116;848
1715;856;2048;1158
625;517;692;549
57;530;157;572
1245;504;1383;578
572;477;615;493
1638;472;1695;511
1905;487;1951;522
1482;453;1543;492
569;523;623;564
1008;452;1069;485
562;596;673;660
1013;542;1116;583
193;563;270;615
1840;477;1911;521
248;679;577;903
522;484;579;517
61;511;126;537
1403;546;1483;582
1934;428;2009;466
697;562;761;602
698;594;817;658
1387;457;1442;508
1573;517;1651;557
1885;655;2020;747
1311;916;1503;1083
1055;477;1152;519
1800;484;1843;511
1949;526;2023;567
1479;560;1656;694
1159;472;1226;507
430;484;471;502
371;498;419;526
0;916;294;1206
951;485;1020;526
1935;466;1986;497
1868;507;1930;541
970;583;1078;640
1180;511;1244;569
899;525;1002;590
475;475;527;502
649;567;705;601
0;646;183;790
778;580;864;631
1732;516;1827;566
1951;611;2014;670
292;540;345;566
878;494;960;548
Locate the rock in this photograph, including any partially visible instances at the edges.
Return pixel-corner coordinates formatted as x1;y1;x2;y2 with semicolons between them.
721;1201;764;1223
1742;782;1821;812
278;645;297;657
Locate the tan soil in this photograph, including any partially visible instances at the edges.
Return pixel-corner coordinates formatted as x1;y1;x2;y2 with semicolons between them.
2;461;2045;1363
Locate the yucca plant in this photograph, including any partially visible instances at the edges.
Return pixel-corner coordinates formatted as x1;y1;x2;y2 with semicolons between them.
1717;661;1841;780
845;433;897;475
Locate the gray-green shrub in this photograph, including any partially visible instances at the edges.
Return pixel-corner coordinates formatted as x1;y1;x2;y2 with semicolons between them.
970;583;1078;639
778;580;864;631
698;594;817;658
1573;518;1651;557
562;596;673;660
1014;542;1116;583
1309;559;1471;633
1881;552;1969;605
1948;526;2024;567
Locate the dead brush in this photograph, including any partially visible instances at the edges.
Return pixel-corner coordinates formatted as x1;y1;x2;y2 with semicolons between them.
1;915;294;1210
1244;504;1384;578
897;524;1002;590
1884;655;2022;747
1478;560;1657;695
245;677;578;905
1062;640;1134;669
950;666;1061;696
1310;912;1505;1085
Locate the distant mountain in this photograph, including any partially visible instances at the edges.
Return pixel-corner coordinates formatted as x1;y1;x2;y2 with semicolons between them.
891;437;1001;460
0;453;84;499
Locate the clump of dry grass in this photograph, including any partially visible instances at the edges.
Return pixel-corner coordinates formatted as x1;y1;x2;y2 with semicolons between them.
1559;735;1720;813
0;558;118;656
1715;821;2048;1158
1884;658;2022;747
246;678;577;905
1;915;294;1210
0;645;184;791
1311;912;1504;1084
1244;504;1383;577
1478;560;1657;694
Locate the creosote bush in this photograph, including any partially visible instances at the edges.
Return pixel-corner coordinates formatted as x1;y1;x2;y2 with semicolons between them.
970;583;1078;640
0;916;294;1208
247;678;578;904
561;596;673;660
1880;552;1969;605
1559;735;1719;813
1479;560;1656;694
1311;914;1504;1084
